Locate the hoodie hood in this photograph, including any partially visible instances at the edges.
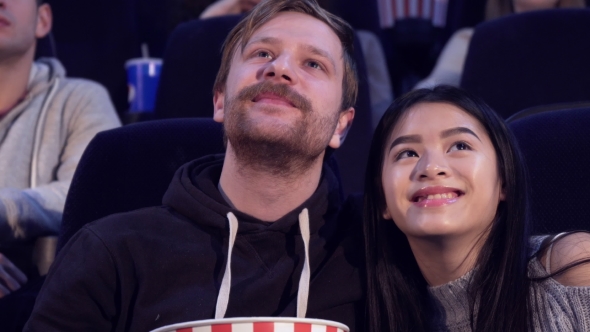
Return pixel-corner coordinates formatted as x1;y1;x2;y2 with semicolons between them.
24;151;364;331
162;154;345;319
27;58;66;99
162;154;344;236
0;58;67;189
0;58;65;129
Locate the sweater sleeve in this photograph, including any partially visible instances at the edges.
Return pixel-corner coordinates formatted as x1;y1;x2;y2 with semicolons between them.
530;257;590;331
23;226;119;331
535;280;590;331
0;81;121;243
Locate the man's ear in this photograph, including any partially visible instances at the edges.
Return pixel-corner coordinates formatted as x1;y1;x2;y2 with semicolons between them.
213;90;225;123
328;107;354;149
35;4;52;39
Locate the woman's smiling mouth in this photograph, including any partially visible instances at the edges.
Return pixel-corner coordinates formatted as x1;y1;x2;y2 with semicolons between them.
411;186;464;207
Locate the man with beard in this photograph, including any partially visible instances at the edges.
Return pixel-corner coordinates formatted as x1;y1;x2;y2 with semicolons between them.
25;0;364;331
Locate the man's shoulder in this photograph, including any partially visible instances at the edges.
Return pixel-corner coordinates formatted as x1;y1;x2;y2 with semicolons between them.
49;76;119;125
57;76;111;100
327;193;364;265
338;193;363;229
85;205;181;234
82;204;222;242
34;58;110;98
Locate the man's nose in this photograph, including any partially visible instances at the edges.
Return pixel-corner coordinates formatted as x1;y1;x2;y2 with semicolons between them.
413;151;451;180
262;55;299;85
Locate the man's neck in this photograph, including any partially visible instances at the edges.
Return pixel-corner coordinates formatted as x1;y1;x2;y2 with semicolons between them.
219;145;324;222
0;52;35;115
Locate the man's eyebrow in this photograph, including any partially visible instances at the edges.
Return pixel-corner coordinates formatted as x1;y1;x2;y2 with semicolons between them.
440;127;481;141
301;44;337;72
389;135;421;152
243;36;281;52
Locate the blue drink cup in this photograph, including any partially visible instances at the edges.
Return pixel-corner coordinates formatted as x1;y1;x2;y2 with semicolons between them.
125;58;163;113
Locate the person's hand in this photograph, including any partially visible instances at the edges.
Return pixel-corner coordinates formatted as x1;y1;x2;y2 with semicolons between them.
238;0;261;12
0;254;27;298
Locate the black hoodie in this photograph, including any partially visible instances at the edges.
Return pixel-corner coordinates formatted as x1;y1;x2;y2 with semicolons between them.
25;155;365;332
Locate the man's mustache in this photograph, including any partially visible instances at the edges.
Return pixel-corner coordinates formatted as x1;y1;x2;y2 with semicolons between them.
236;81;313;113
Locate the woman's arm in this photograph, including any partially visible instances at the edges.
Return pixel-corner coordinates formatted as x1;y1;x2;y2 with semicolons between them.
540;232;590;286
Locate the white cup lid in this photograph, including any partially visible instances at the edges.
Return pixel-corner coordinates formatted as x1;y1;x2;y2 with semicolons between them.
125;58;163;67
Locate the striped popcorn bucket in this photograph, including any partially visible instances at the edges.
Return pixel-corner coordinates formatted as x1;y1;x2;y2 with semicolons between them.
150;317;349;332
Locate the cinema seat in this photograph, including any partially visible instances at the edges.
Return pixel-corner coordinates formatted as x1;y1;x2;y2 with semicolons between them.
508;105;590;234
461;9;590;119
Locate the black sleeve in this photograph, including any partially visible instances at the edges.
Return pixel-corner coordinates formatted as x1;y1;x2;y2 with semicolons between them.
24;227;119;331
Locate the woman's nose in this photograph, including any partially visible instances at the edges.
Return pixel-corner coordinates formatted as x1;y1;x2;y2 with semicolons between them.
413;151;451;180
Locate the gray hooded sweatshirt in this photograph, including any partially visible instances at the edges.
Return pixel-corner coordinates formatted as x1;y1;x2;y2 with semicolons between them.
0;58;120;245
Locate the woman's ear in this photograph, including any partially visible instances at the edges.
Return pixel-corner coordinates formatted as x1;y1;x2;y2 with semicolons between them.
499;182;506;201
382;208;392;220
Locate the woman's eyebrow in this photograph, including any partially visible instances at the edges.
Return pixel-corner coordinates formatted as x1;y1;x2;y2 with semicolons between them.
389;135;421;152
440;127;481;142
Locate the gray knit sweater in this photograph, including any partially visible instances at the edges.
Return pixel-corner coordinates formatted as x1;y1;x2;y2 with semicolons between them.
428;236;590;331
0;58;120;244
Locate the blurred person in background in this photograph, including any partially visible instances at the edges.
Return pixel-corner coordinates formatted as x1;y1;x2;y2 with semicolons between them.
0;0;120;300
168;0;332;31
200;0;262;18
415;0;585;89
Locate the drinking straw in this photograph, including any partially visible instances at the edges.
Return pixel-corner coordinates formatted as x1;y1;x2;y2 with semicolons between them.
141;43;150;58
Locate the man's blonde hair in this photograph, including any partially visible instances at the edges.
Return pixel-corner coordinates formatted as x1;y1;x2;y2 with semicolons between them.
213;0;358;111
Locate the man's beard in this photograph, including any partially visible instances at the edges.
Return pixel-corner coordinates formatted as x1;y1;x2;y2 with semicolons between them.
224;81;340;178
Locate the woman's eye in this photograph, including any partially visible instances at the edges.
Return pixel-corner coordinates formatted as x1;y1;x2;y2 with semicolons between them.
395;150;419;161
449;142;471;152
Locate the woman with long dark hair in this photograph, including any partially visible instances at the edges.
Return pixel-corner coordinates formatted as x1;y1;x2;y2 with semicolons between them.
364;85;590;331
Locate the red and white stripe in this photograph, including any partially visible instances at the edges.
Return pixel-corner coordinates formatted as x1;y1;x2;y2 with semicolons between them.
377;0;449;28
174;322;345;332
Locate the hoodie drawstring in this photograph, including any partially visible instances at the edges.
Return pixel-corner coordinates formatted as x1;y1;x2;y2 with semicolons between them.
214;208;311;319
296;208;310;318
215;212;239;319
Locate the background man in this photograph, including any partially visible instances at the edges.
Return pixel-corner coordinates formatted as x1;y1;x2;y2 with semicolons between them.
0;0;120;298
25;0;363;330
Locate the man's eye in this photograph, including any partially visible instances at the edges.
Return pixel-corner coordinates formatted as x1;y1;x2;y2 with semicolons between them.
307;61;322;70
395;150;419;161
256;51;272;59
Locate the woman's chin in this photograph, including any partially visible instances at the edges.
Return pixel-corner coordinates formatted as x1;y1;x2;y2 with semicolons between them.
399;220;469;240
